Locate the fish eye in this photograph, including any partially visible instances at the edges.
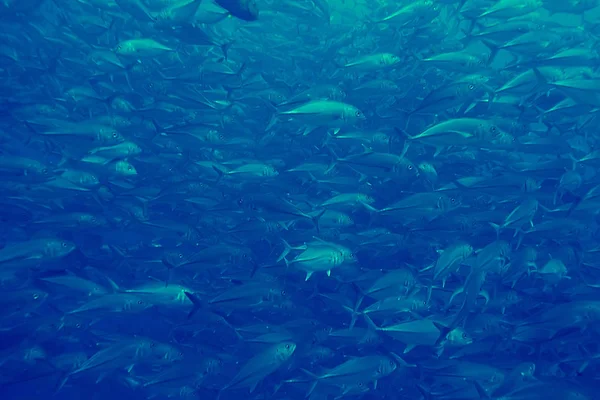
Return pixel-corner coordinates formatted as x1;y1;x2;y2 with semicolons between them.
138;300;144;305
468;84;474;90
451;197;456;203
237;198;244;205
408;164;413;169
281;290;286;296
128;166;133;171
462;333;467;339
42;168;48;174
490;126;497;132
33;293;39;300
358;382;364;387
75;323;81;328
150;342;156;348
285;344;290;349
355;110;362;117
112;132;118;138
61;242;68;248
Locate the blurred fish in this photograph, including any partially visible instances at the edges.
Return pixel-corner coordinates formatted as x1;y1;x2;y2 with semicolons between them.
0;0;599;399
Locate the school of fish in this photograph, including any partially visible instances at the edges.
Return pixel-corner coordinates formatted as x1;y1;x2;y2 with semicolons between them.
2;0;600;399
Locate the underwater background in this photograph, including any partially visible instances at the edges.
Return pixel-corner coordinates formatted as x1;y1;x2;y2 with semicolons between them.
2;0;600;399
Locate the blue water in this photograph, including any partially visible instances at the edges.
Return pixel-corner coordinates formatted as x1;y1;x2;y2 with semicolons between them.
1;0;600;399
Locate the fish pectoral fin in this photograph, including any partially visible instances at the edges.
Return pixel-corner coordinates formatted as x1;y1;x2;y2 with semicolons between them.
479;290;490;304
403;344;416;354
249;380;259;393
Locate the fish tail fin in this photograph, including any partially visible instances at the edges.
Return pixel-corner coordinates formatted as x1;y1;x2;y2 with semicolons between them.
393;126;414;141
480;39;500;65
265;112;279;132
399;140;410;159
489;222;501;239
415;384;434;400
472;380;492;399
345;290;364;330
149;118;165;140
104;275;121;293
212;165;225;184
184;291;203;319
362;313;380;332
389;351;416;368
53;370;72;395
311;209;326;234
277;239;306;263
450;305;469;331
249;259;260;278
530;67;550;96
220;41;234;61
432;322;452;354
300;369;320;397
361;201;379;214
236;62;248;78
323;145;340;175
277;239;293;263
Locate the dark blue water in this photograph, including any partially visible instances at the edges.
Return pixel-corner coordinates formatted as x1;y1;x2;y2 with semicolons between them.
1;0;600;399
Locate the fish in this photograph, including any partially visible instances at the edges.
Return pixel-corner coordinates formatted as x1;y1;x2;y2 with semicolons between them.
1;0;600;399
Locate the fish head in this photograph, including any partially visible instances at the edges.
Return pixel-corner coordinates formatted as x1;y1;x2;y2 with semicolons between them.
270;92;287;105
269;285;288;302
276;341;296;360
343;381;371;396
383;53;401;66
263;165;279;177
127;142;142;155
359;193;375;204
336;213;354;227
144;340;184;363
348;107;366;122
54;315;90;335
114;41;134;55
437;194;460;212
233;247;254;266
29;289;49;306
115;160;138;176
45;239;76;258
331;86;346;101
99;127;124;144
447;327;473;346
515;362;536;380
411;295;430;313
394;159;419;180
246;0;259;18
94;214;112;228
377;357;397;377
